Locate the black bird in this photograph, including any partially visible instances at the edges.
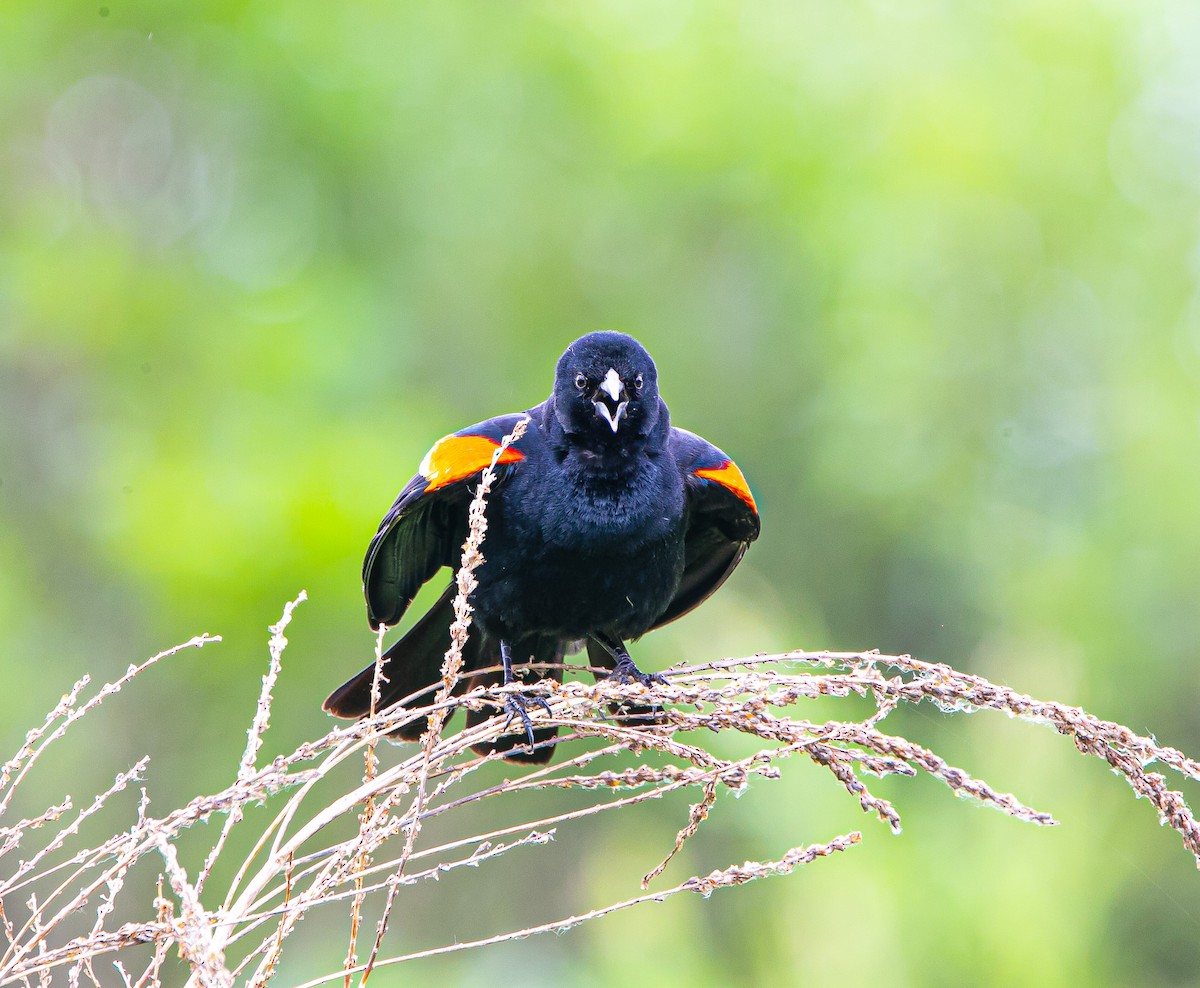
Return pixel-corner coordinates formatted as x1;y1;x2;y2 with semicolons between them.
324;331;760;762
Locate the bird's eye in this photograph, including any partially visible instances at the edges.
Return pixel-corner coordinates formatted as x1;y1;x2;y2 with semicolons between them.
634;374;644;391
574;372;588;390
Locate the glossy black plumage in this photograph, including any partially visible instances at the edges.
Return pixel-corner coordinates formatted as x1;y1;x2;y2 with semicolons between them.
324;331;760;761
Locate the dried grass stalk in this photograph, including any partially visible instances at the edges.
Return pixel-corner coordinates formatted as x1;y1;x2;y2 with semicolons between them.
2;422;1197;986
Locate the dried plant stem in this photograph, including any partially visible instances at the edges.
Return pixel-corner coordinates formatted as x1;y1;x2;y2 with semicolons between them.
362;415;529;984
3;419;1199;984
199;594;305;898
342;620;388;986
0;635;219;818
3;633;1199;987
290;832;864;988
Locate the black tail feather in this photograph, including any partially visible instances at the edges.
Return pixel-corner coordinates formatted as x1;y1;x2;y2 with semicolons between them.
324;589;569;758
323;583;466;739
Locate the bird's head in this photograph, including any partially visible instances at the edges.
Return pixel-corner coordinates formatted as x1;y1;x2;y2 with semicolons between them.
553;331;662;440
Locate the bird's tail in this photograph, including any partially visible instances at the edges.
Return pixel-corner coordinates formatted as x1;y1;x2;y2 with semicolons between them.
323;587;566;760
323;582;470;739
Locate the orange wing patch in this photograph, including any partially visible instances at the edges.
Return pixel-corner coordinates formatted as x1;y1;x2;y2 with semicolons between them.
419;433;524;492
695;460;757;513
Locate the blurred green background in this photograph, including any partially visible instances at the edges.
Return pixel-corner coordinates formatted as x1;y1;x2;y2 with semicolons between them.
3;1;1200;984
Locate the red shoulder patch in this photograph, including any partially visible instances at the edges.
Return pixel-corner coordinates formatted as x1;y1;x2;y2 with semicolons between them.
419;433;524;492
695;460;757;513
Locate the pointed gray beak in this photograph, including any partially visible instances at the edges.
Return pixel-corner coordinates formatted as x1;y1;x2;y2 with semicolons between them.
593;367;628;432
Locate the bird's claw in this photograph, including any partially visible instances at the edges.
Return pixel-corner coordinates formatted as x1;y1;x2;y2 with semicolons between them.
610;657;668;689
502;690;553;751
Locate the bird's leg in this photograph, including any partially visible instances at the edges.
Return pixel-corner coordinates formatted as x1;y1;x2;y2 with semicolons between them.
593;633;669;688
499;640;553;751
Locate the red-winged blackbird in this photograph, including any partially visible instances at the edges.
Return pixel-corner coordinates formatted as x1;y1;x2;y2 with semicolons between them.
324;331;760;762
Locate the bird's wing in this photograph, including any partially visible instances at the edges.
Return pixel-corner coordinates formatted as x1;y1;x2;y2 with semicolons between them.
650;428;760;630
362;413;529;630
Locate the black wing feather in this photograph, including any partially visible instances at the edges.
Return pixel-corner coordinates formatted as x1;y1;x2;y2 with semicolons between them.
362;413;529;630
650;428;760;630
363;479;470;630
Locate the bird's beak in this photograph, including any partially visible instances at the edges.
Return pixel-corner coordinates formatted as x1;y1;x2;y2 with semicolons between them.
592;367;628;433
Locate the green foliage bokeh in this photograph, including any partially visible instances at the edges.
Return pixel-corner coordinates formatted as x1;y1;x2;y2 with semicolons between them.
3;2;1199;984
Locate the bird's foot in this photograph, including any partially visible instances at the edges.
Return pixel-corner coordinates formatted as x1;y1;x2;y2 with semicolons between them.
502;689;554;751
609;655;669;689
